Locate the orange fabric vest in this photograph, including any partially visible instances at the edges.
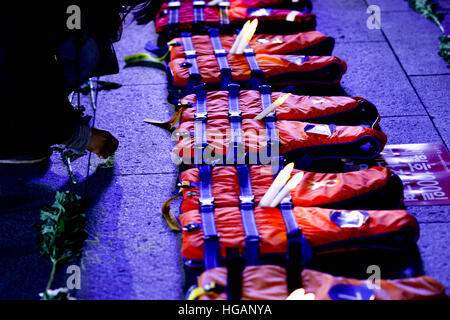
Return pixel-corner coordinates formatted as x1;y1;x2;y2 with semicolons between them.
173;120;386;163
196;265;449;300
169;31;334;60
180;207;418;261
179;165;399;211
168;54;347;87
155;0;316;35
178;89;379;128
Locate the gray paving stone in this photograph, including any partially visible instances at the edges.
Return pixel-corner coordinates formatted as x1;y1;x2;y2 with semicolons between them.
0;202;79;299
77;173;182;300
363;0;412;12
410;75;450;150
381;11;449;75
312;0;384;42
437;0;450;10
114;20;158;57
362;0;450;12
333;41;427;117
101;60;167;87
407;205;450;223
101;21;167;86
417;222;450;292
380;116;443;144
0;154;89;215
91;85;178;175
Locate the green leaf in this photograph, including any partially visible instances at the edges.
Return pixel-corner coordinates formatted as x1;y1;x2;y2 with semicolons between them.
405;1;447;64
438;34;450;66
36;191;87;262
40;288;75;300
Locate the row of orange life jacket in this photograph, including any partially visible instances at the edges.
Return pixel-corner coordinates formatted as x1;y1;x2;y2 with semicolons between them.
139;0;449;300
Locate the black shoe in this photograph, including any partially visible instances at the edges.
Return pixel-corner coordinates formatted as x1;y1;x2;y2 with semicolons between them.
0;149;53;165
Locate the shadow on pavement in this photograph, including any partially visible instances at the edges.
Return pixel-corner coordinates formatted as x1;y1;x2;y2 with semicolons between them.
0;158;133;299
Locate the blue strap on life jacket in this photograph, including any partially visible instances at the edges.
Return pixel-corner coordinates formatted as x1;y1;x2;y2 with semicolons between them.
236;164;260;265
181;33;202;95
226;83;245;164
259;85;280;171
272;163;312;293
208;28;232;89
243;46;263;90
168;0;181;27
218;1;231;26
181;33;200;76
198;164;220;270
193;84;208;165
193;0;206;26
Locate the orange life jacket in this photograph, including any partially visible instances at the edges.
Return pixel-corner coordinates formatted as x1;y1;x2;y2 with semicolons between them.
168;53;347;88
177;163;415;281
170;85;384;165
169;31;335;59
179;165;403;211
155;0;316;38
192;265;449;300
173;118;386;164
178;89;380;128
180;206;418;262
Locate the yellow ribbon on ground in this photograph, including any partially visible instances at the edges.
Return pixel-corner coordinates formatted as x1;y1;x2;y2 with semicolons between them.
161;181;191;232
144;104;190;131
124;46;173;65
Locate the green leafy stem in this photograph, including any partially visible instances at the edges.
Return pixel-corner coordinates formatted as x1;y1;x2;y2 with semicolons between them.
36;191;88;300
406;0;449;66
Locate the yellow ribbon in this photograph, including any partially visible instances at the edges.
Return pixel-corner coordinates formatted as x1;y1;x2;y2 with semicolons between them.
124;46;173;65
187;283;217;300
161;181;191;232
144;104;190;131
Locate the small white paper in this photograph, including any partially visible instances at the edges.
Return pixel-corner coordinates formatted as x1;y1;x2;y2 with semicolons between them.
305;125;332;136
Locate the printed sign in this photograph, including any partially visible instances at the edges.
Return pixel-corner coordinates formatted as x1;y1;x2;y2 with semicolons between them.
345;143;450;206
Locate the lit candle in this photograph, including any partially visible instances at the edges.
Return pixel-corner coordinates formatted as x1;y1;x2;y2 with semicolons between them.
254;93;291;120
258;162;294;207
229;20;250;54
269;171;304;207
235;19;258;54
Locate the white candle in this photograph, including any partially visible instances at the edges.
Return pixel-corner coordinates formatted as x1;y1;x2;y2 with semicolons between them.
235;19;258;54
229;20;250;54
269;171;304;207
258;162;294;207
254;93;291;120
207;0;222;6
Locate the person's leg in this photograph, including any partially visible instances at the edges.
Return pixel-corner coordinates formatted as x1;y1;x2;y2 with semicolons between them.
0;4;118;164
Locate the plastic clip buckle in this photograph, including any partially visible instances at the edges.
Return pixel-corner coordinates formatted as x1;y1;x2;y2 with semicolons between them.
200;197;215;207
168;1;181;8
